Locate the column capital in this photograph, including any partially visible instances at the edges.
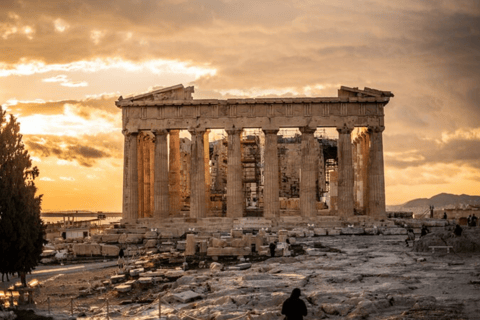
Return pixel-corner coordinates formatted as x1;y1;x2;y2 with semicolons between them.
299;126;316;135
153;129;168;136
188;128;206;136
368;125;385;133
336;124;354;135
226;128;242;136
122;129;138;137
262;129;279;135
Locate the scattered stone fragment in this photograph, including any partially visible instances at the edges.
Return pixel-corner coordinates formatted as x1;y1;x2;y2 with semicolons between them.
172;290;203;303
115;284;132;293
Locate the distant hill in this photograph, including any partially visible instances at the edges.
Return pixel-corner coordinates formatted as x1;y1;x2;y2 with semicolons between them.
402;193;480;208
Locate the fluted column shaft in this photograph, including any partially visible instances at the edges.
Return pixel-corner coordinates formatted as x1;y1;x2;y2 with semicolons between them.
204;130;211;211
189;129;207;219
168;130;182;214
143;136;151;217
337;125;354;217
362;133;370;213
368;126;386;217
122;131;138;221
154;130;169;219
263;129;280;218
226;128;244;218
300;127;317;217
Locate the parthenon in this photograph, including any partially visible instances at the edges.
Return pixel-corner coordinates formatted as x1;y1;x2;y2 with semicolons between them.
115;84;394;223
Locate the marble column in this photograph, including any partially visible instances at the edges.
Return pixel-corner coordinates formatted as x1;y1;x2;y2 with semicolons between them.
168;130;182;215
300;127;317;218
263;129;280;219
154;130;169;219
189;129;206;219
204;129;211;211
226;128;244;218
361;133;370;213
143;135;151;217
337;125;354;217
318;143;326;194
122;131;138;221
368;126;386;217
137;134;145;218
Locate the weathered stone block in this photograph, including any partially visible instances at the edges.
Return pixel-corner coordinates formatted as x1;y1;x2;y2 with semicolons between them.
231;229;243;238
118;233;127;244
102;234;120;243
73;244;101;256
91;235;103;243
211;238;227;248
145;239;158;248
101;244;120;257
383;228;407;235
231;238;246;248
341;228;365;235
176;241;186;251
144;231;158;239
126;234;144;244
207;247;251;256
314;228;327;236
327;228;341;236
172;290;203;303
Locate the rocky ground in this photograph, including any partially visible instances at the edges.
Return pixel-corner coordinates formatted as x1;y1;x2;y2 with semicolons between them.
2;230;480;320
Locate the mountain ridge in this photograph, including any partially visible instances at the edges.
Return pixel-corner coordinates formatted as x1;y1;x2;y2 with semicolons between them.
401;193;480;208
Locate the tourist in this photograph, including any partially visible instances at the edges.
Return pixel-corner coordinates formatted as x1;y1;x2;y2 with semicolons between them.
118;248;125;270
472;214;478;227
284;239;292;257
281;288;308;320
443;211;447;220
420;225;430;238
467;215;472;226
405;228;415;247
269;242;277;257
454;224;463;237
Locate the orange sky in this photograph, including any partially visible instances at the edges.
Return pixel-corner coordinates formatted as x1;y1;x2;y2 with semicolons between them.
1;0;480;211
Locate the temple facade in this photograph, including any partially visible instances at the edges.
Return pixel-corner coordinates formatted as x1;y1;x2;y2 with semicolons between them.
115;84;393;222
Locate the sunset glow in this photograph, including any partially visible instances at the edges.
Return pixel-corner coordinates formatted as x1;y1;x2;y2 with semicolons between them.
1;0;479;211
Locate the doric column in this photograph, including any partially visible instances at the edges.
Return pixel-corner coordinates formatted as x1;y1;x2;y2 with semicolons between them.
143;135;151;217
318;143;326;194
137;134;145;218
300;127;317;218
337;125;354;217
168;130;182;215
189;128;207;219
226;128;244;218
368;126;386;217
262;129;280;219
154;130;169;219
204;129;211;210
361;133;370;213
122;130;138;221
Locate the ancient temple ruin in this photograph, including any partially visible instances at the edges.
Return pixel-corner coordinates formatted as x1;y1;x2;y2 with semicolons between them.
115;84;393;223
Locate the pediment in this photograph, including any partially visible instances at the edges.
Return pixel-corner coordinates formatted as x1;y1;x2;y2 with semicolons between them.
339;86;394;98
119;84;194;103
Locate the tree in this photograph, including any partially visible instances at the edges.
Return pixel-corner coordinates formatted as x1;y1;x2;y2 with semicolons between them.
0;106;45;285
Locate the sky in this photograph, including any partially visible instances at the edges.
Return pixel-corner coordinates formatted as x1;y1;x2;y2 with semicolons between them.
1;0;479;211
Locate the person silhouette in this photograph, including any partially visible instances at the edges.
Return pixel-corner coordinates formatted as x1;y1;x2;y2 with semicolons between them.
281;288;307;320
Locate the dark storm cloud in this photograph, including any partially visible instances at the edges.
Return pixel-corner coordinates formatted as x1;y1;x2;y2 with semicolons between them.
24;133;122;167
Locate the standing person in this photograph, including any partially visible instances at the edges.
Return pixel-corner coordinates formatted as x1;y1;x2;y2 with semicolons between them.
281;288;308;320
472;214;478;227
454;224;463;237
269;242;277;258
405;228;415;247
118;248;125;270
443;211;447;220
467;215;472;226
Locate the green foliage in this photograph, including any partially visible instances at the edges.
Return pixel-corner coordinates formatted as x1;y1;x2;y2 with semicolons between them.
0;106;45;280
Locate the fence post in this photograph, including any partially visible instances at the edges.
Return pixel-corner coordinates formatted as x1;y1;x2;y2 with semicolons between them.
106;298;109;320
47;297;50;314
70;298;73;316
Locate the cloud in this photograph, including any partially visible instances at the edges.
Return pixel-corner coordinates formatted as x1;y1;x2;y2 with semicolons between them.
39;177;54;181
24;133;122;167
42;74;88;87
59;176;75;181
